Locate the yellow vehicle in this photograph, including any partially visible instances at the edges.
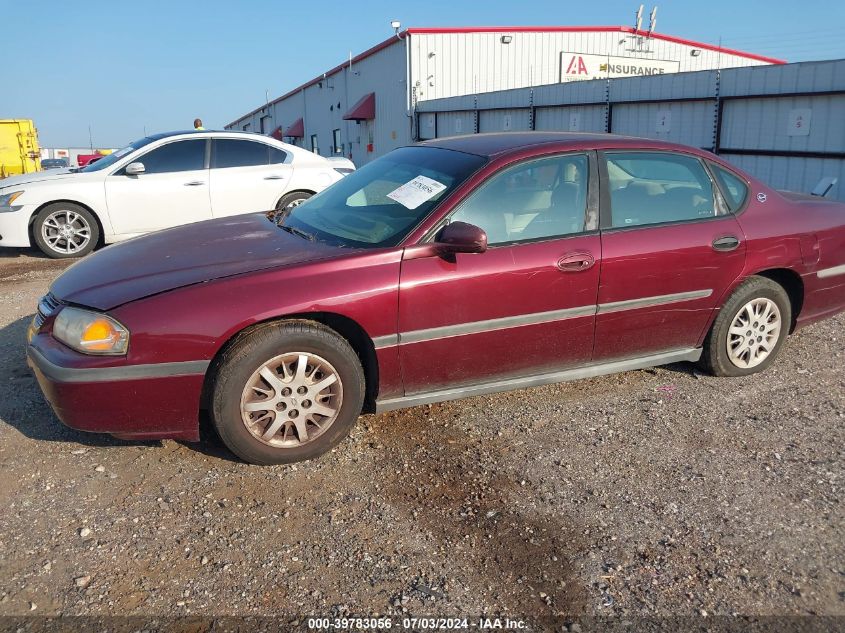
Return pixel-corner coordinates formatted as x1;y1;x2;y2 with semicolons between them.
0;119;41;179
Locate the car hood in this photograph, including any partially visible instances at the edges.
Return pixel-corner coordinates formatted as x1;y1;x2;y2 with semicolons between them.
51;213;350;310
0;168;81;188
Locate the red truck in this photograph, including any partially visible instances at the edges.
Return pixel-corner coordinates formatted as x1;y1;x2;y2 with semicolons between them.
76;154;104;168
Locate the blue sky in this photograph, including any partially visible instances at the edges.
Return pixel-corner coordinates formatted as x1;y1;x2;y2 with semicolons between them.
4;0;844;147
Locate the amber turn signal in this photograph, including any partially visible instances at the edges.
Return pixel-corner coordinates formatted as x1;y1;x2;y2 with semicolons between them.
53;307;129;355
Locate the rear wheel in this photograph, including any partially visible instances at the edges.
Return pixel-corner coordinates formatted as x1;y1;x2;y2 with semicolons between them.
210;321;365;465
32;203;99;258
700;276;791;377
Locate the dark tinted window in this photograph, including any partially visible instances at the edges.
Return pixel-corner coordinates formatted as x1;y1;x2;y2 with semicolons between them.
269;147;288;164
710;163;748;211
606;152;720;228
138;140;206;174
450;154;589;245
214;139;271;168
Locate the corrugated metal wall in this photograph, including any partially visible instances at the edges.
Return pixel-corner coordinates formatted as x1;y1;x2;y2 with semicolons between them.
417;59;845;200
436;111;476;137
535;105;607;133
409;31;768;102
611;100;716;148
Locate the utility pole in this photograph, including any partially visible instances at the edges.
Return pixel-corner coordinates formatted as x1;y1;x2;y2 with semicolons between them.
88;125;93;151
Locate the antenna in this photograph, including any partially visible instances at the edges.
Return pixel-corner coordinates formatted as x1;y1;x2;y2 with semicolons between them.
648;6;658;34
635;4;643;31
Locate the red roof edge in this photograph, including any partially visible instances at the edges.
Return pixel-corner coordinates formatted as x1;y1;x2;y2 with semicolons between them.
343;92;376;121
270;126;284;140
406;26;785;64
226;26;784;127
283;118;304;138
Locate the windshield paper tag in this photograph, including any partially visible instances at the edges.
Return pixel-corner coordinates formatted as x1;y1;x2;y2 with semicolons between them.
387;175;447;209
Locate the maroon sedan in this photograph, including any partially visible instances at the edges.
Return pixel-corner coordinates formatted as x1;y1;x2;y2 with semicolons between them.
26;133;845;465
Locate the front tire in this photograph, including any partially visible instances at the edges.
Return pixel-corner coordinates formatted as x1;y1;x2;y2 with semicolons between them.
700;276;792;377
210;321;365;465
32;203;99;259
274;191;312;218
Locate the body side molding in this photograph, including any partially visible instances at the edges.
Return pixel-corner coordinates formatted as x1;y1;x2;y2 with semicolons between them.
817;264;845;279
375;347;702;412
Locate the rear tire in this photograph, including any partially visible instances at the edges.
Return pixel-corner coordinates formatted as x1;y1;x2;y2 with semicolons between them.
700;276;791;377
32;203;99;259
210;321;364;465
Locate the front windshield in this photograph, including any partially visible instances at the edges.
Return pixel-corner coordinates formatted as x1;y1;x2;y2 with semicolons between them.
79;136;158;172
282;146;486;248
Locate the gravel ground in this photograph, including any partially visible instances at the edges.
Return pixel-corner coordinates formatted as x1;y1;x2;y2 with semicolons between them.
0;249;843;628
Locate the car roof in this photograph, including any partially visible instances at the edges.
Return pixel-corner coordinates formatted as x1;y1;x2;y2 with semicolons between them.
146;130;278;141
417;132;707;159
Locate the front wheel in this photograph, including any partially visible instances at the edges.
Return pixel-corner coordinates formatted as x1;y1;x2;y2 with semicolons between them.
700;276;792;377
210;321;365;465
274;191;312;220
32;203;99;258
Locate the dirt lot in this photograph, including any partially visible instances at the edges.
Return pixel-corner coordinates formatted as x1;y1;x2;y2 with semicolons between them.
0;248;843;628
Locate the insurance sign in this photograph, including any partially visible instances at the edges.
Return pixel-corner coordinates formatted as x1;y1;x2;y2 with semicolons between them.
560;52;680;82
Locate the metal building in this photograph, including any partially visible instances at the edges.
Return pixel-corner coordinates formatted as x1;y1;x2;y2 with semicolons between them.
415;58;845;201
225;26;780;165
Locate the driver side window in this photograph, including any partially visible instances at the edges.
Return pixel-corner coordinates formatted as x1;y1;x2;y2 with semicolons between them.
136;140;206;174
448;154;589;246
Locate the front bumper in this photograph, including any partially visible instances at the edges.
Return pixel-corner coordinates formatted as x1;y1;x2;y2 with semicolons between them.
26;341;208;441
0;205;35;247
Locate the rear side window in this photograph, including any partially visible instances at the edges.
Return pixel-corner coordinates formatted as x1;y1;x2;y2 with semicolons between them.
605;152;720;229
269;147;288;164
213;139;271;168
710;163;748;211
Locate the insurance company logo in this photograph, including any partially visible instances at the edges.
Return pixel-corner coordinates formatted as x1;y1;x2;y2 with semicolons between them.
565;55;590;76
561;52;680;82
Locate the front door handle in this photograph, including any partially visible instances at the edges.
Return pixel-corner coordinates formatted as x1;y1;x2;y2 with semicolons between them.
557;252;596;272
263;175;286;180
184;181;205;186
712;235;741;251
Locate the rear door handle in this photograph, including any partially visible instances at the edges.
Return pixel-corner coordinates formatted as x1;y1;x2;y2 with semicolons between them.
184;181;205;186
263;175;286;180
557;252;596;272
712;235;741;251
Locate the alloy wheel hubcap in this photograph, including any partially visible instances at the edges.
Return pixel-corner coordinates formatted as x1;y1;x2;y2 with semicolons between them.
240;352;342;448
726;298;781;369
42;210;92;254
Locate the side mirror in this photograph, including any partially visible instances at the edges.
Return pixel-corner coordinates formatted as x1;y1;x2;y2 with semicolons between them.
436;221;488;254
125;162;145;176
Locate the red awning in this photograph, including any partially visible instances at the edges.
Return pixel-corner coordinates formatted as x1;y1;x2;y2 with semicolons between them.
283;118;304;138
270;126;284;140
343;93;376;121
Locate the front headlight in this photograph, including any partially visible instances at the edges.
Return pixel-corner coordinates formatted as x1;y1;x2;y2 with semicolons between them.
0;190;24;211
53;307;129;355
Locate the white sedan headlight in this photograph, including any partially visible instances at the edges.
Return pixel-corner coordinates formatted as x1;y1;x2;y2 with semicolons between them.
53;307;129;355
0;190;24;212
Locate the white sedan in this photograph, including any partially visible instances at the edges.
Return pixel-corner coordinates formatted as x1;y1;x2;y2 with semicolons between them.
0;130;350;258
